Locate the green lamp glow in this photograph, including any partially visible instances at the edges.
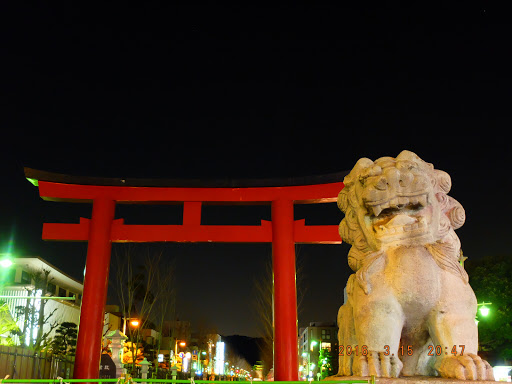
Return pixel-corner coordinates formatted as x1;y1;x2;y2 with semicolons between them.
0;259;12;268
479;305;490;317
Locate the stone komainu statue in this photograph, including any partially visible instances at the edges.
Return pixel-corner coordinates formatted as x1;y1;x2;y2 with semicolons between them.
336;150;493;380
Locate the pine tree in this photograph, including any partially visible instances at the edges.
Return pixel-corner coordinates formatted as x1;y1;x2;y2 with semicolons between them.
52;322;78;358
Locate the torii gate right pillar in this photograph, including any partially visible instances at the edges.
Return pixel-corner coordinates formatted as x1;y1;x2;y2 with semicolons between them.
272;199;298;381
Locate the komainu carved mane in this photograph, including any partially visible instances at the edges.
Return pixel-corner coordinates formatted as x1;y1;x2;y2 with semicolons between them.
337;150;467;293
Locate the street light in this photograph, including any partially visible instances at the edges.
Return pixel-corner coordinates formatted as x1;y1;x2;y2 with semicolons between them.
0;253;13;285
475;302;492;326
174;339;186;366
302;340;318;379
122;317;140;335
478;302;492;317
130;319;140;327
0;259;12;268
175;340;186;354
311;341;318;378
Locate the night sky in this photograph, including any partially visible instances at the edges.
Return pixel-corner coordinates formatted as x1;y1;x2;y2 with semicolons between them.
1;3;511;337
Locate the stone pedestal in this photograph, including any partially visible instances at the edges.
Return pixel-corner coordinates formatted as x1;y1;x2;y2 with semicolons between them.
106;329;127;378
325;376;497;383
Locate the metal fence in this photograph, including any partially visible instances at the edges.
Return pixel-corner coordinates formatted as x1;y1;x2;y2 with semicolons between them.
0;345;74;380
0;347;376;384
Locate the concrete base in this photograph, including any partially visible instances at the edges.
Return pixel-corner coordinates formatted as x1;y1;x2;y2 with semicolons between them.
324;375;497;383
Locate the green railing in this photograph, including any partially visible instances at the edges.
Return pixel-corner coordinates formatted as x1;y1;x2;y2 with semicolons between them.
0;378;376;384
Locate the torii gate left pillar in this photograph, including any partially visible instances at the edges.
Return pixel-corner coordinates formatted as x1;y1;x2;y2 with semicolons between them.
25;168;345;381
75;198;116;378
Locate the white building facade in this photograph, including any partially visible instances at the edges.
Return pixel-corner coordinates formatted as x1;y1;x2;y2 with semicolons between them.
0;257;83;346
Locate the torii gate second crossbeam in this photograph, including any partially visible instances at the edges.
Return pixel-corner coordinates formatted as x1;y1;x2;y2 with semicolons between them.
25;168;346;381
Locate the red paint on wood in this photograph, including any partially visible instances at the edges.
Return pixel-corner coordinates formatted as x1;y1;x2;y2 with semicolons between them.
293;219;342;244
271;199;299;381
37;180;343;203
111;221;273;243
29;177;346;380
74;198;115;380
183;201;202;225
42;220;342;244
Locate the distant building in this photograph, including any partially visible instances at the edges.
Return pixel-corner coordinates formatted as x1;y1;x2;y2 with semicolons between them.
103;304;122;341
0;256;83;345
101;306;225;376
298;321;338;379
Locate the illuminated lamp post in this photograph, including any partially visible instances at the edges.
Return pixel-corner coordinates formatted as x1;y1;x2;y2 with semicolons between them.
301;352;308;379
122;317;140;335
174;340;186;366
309;340;318;379
478;302;491;317
0;255;13;281
302;340;318;380
121;318;140;373
475;302;492;325
0;257;13;268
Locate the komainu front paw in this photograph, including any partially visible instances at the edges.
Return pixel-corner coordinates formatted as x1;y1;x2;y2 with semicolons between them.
438;354;494;380
352;351;403;378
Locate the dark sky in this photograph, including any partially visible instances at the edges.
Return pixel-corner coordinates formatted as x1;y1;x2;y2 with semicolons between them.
1;3;511;337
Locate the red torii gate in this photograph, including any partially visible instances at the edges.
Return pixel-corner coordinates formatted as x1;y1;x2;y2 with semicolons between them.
25;168;345;381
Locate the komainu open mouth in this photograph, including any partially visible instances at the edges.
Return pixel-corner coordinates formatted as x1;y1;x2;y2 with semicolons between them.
366;193;428;218
366;193;430;239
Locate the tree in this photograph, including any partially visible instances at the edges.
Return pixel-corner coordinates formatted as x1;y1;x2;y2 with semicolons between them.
122;340;144;365
112;244;175;374
0;301;19;345
466;253;512;363
252;247;308;375
152;258;176;374
253;255;273;374
11;268;58;350
318;347;334;379
192;321;219;375
52;322;78;359
228;354;252;378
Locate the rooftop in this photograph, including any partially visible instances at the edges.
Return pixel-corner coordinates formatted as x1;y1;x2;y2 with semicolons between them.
9;256;83;292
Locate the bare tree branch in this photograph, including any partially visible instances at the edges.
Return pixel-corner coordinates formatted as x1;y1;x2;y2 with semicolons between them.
112;244;176;373
252;246;308;374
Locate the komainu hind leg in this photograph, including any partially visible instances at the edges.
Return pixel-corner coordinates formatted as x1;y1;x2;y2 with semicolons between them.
429;301;495;381
337;303;356;376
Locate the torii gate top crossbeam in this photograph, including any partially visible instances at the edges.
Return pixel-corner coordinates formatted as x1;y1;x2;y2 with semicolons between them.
25;167;346;204
24;168;346;244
